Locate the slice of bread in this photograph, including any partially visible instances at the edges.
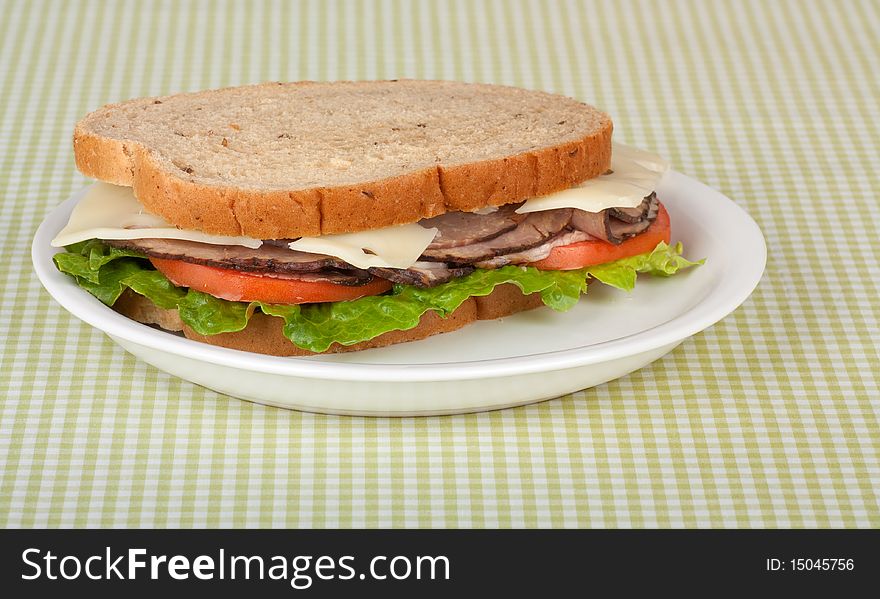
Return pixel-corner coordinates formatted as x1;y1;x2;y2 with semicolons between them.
75;80;612;239
112;283;546;357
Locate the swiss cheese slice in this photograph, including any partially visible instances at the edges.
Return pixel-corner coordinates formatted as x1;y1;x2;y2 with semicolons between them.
51;183;264;249
52;182;439;270
516;143;669;214
289;225;439;270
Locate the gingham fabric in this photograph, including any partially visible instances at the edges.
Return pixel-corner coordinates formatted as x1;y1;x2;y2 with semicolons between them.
1;0;878;528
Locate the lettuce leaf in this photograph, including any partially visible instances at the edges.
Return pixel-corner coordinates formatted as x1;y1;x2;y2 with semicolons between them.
122;270;187;310
258;265;593;351
178;290;254;334
52;248;149;305
585;242;703;291
53;240;702;352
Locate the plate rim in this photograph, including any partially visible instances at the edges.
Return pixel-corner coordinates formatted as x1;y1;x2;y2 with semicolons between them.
32;171;766;383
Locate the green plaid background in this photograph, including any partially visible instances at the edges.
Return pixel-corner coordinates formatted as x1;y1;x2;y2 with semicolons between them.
1;0;878;527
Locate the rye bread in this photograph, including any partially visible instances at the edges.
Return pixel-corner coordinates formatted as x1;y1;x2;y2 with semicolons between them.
113;284;546;357
74;80;612;239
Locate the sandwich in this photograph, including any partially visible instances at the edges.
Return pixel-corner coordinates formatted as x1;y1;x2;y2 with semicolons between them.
51;80;700;356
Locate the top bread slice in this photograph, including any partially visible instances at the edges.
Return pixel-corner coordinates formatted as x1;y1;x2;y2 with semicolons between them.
74;80;612;239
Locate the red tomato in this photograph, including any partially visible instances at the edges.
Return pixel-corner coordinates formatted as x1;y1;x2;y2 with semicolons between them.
531;203;671;270
150;258;392;304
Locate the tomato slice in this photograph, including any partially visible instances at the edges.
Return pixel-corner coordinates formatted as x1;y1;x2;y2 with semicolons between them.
531;203;671;270
150;258;392;304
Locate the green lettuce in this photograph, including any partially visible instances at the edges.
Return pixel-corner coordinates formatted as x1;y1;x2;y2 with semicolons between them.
52;241;153;305
258;265;593;351
585;241;704;291
53;240;702;352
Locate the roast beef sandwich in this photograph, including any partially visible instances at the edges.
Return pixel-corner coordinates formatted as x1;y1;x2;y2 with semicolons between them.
51;80;700;356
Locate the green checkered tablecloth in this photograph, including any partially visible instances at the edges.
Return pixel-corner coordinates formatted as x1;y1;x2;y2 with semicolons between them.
1;0;878;528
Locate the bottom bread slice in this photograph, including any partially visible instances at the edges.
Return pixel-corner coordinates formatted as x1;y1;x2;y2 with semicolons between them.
112;283;546;356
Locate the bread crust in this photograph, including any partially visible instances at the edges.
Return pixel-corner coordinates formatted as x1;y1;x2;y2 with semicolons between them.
113;283;546;357
74;80;612;239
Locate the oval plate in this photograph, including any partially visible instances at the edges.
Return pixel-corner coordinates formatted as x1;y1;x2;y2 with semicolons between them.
32;171;765;415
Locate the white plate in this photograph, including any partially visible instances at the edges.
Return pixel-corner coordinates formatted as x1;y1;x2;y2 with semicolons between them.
32;171;765;416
